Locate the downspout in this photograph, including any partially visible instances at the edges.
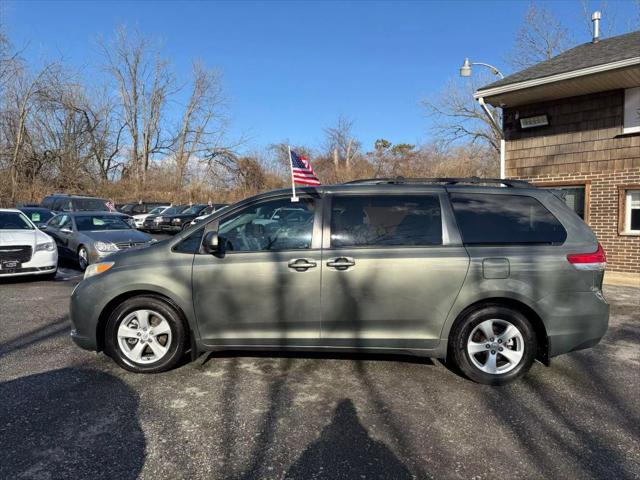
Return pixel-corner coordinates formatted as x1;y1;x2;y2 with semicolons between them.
477;96;506;179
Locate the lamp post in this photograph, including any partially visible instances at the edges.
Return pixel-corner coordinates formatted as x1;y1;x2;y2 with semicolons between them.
460;58;506;179
459;58;504;79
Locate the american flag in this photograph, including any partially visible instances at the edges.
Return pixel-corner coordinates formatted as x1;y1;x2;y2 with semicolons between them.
290;150;320;186
105;200;115;211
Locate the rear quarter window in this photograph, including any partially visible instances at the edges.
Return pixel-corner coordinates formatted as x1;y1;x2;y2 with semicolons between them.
449;193;567;245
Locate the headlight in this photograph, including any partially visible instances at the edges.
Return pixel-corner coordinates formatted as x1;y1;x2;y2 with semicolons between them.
94;241;118;252
84;261;115;280
155;217;164;222
35;240;56;252
172;218;182;224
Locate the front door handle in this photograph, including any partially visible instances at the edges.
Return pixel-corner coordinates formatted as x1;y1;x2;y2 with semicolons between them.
288;258;317;272
326;257;355;270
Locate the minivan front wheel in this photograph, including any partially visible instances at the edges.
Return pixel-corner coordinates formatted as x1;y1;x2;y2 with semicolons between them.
450;306;536;385
105;295;187;373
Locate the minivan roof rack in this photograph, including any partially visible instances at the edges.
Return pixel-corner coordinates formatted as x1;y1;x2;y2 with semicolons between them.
342;177;533;188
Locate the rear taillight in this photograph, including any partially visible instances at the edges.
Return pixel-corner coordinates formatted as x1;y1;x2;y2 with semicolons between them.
567;242;607;271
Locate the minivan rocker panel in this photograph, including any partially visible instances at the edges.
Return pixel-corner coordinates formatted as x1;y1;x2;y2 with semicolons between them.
70;180;609;385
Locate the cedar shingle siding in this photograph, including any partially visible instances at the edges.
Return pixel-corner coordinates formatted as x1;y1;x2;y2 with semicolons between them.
502;89;640;273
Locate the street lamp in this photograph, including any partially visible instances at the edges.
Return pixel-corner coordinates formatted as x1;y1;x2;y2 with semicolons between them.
459;58;506;179
460;58;504;79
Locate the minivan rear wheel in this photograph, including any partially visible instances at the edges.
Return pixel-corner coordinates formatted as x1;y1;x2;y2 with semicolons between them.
450;305;536;385
104;295;187;373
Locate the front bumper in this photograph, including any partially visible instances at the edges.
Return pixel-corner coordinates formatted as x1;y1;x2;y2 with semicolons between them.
143;220;164;231
161;224;182;232
69;278;103;351
0;249;58;278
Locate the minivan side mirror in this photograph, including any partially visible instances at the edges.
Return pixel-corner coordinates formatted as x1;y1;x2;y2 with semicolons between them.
203;231;219;254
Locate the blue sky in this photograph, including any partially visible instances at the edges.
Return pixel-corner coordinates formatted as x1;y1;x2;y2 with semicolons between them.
4;0;638;153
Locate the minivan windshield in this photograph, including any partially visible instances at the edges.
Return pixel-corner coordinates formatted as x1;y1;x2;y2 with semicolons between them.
75;215;131;231
0;212;34;230
74;198;110;211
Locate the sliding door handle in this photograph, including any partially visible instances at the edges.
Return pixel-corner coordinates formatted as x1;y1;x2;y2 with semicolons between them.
288;258;317;271
326;257;355;270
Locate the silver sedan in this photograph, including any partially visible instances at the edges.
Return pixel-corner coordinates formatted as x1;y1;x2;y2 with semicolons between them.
44;212;155;270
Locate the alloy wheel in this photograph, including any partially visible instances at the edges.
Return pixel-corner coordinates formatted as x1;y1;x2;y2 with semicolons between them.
466;319;525;375
117;309;173;364
78;247;89;270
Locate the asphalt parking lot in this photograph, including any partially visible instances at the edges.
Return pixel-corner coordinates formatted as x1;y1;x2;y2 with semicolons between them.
1;263;638;479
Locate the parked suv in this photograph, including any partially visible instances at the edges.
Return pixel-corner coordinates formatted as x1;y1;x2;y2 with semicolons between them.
41;194;110;213
118;201;168;215
69;178;609;384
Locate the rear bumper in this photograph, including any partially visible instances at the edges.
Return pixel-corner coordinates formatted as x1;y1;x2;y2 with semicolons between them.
536;290;610;357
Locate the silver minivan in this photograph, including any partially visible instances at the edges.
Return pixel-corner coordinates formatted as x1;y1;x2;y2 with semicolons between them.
70;178;609;384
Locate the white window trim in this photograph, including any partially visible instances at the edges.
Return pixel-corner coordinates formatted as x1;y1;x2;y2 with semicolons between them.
624;189;640;234
623;87;640;134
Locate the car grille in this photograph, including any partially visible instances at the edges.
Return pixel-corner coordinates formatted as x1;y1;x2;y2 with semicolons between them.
116;241;148;250
0;245;33;263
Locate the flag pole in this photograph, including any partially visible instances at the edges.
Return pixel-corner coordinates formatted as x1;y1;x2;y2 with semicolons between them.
288;145;299;203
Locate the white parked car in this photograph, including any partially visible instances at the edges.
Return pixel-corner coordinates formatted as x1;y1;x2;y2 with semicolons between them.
0;208;58;279
132;205;170;229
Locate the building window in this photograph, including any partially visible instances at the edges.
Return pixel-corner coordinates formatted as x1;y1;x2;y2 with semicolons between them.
624;87;640;134
621;189;640;234
539;184;588;221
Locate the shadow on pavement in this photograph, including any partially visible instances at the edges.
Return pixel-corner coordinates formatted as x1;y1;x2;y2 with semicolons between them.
0;367;145;480
284;399;413;480
0;316;69;359
202;348;435;367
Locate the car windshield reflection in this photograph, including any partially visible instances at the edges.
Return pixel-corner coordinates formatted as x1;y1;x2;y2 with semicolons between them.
76;215;131;231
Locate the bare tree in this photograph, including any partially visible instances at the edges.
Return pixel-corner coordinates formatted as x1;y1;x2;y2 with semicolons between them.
423;75;502;158
100;27;173;193
323;116;361;169
64;87;125;182
172;61;226;189
5;61;65;203
508;2;572;69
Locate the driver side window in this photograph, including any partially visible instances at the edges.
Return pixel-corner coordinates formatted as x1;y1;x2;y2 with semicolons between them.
218;197;316;252
59;215;72;230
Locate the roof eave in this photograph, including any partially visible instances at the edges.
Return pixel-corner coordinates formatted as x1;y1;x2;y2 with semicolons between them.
474;57;640;101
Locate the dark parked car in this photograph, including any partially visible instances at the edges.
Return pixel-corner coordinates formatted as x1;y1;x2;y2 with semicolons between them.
17;207;55;228
118;201;168;215
44;211;154;270
70;178;609;385
142;205;190;232
41;194;110;213
160;204;209;233
189;204;229;227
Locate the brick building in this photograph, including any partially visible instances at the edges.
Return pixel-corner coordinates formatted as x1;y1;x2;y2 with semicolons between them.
476;30;640;277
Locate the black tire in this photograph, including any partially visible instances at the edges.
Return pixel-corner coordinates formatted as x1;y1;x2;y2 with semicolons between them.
104;295;188;373
77;245;89;271
450;305;537;385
